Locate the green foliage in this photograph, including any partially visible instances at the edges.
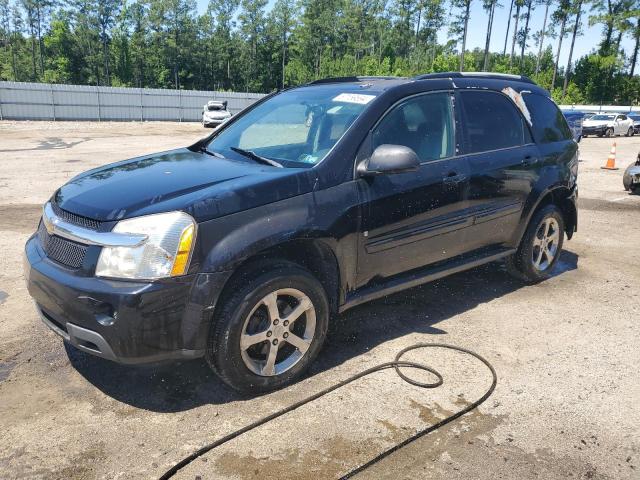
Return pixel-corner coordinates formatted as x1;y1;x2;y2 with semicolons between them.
0;0;637;105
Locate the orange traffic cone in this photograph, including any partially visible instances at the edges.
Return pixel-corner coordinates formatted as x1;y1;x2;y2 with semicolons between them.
601;142;619;170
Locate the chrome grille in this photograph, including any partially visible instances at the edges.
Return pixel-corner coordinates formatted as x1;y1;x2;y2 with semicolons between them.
51;201;101;230
38;221;88;269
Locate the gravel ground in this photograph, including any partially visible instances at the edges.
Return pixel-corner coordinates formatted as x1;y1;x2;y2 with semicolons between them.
0;121;639;480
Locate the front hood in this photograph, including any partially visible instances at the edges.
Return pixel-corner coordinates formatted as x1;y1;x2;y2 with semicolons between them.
54;148;316;222
583;120;611;127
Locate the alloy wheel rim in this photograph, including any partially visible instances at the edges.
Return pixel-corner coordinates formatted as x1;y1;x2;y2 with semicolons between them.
532;217;560;271
240;288;316;377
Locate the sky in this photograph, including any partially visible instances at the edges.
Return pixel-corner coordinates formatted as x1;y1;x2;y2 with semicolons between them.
195;0;635;70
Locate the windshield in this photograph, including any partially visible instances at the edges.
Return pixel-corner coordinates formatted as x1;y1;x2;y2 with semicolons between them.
590;114;615;120
206;86;378;168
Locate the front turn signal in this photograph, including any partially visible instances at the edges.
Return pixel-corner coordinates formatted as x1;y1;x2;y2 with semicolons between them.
171;224;195;276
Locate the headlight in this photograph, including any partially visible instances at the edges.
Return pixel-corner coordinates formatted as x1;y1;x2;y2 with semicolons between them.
96;211;196;280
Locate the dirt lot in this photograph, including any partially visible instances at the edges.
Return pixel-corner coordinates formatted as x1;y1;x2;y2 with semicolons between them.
0;121;639;480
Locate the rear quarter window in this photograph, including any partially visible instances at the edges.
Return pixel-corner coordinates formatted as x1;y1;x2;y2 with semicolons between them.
523;93;573;143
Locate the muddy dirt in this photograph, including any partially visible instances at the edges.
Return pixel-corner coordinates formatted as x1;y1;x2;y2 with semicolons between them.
0;121;638;479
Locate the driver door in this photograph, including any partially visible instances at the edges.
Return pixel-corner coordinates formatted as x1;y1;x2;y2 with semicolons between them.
356;91;472;287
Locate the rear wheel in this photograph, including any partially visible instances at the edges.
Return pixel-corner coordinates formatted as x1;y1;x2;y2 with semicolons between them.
206;262;329;394
507;205;565;283
626;127;634;137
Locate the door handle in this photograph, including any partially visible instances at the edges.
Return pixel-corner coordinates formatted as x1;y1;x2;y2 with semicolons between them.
522;155;537;166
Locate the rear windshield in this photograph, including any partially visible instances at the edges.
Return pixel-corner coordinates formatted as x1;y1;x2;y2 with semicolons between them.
206;87;378;168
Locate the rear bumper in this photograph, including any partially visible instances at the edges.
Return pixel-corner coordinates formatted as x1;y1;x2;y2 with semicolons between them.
25;235;232;364
628;166;640;186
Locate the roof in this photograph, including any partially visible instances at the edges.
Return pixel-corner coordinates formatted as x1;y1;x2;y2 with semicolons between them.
415;71;536;85
302;72;539;93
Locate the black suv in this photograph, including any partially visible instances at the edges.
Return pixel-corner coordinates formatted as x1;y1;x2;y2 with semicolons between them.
25;73;578;393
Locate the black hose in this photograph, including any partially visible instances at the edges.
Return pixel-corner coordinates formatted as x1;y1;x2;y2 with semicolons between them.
159;343;497;480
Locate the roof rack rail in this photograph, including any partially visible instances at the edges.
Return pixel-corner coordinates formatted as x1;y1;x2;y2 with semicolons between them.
307;76;404;85
415;72;536;85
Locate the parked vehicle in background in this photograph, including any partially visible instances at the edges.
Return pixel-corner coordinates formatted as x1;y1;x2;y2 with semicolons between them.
561;110;587;142
202;101;232;128
623;152;640;194
25;72;578;393
627;113;640;135
582;113;635;137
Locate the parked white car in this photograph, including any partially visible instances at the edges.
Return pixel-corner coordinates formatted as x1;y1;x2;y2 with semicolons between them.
202;101;232;128
582;113;635;138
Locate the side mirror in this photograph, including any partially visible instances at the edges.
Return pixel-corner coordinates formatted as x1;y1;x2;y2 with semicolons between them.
358;144;420;176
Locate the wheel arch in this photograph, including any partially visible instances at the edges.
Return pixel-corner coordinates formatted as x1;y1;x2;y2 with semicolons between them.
516;186;577;244
212;238;342;319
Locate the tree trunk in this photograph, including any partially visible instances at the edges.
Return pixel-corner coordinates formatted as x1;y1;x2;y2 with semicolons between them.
600;0;614;54
35;4;44;75
281;32;286;89
415;7;422;49
30;34;37;80
103;36;110;85
552;16;566;89
535;0;550;74
519;1;532;70
509;4;521;69
459;0;471;71
614;29;622;56
503;0;514;55
630;19;639;76
483;1;496;71
562;0;582;97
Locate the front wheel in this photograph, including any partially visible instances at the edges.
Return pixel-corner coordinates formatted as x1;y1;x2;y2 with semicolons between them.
605;128;614;138
507;205;565;283
206;262;329;394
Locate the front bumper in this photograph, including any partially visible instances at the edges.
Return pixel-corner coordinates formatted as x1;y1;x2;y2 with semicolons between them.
202;117;228;127
25;235;231;364
582;126;607;135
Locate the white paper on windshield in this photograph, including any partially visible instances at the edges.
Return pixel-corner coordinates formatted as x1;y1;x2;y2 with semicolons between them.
332;93;376;105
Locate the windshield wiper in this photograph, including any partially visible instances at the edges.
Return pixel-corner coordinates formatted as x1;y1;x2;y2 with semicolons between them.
230;147;283;168
198;146;226;159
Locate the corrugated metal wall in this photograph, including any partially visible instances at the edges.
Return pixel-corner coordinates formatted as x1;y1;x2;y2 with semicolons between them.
0;81;266;121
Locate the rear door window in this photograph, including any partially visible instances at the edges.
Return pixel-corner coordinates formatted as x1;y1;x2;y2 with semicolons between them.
522;93;573;143
459;91;530;154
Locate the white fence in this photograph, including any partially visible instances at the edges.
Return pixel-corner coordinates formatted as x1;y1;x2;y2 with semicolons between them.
0;81;266;122
559;104;639;113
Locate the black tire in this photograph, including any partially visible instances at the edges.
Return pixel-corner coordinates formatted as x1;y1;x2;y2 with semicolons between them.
626;127;634;137
507;205;565;283
605;128;614;138
206;261;329;394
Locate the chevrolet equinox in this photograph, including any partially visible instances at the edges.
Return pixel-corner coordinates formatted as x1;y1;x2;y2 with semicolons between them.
25;73;578;393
